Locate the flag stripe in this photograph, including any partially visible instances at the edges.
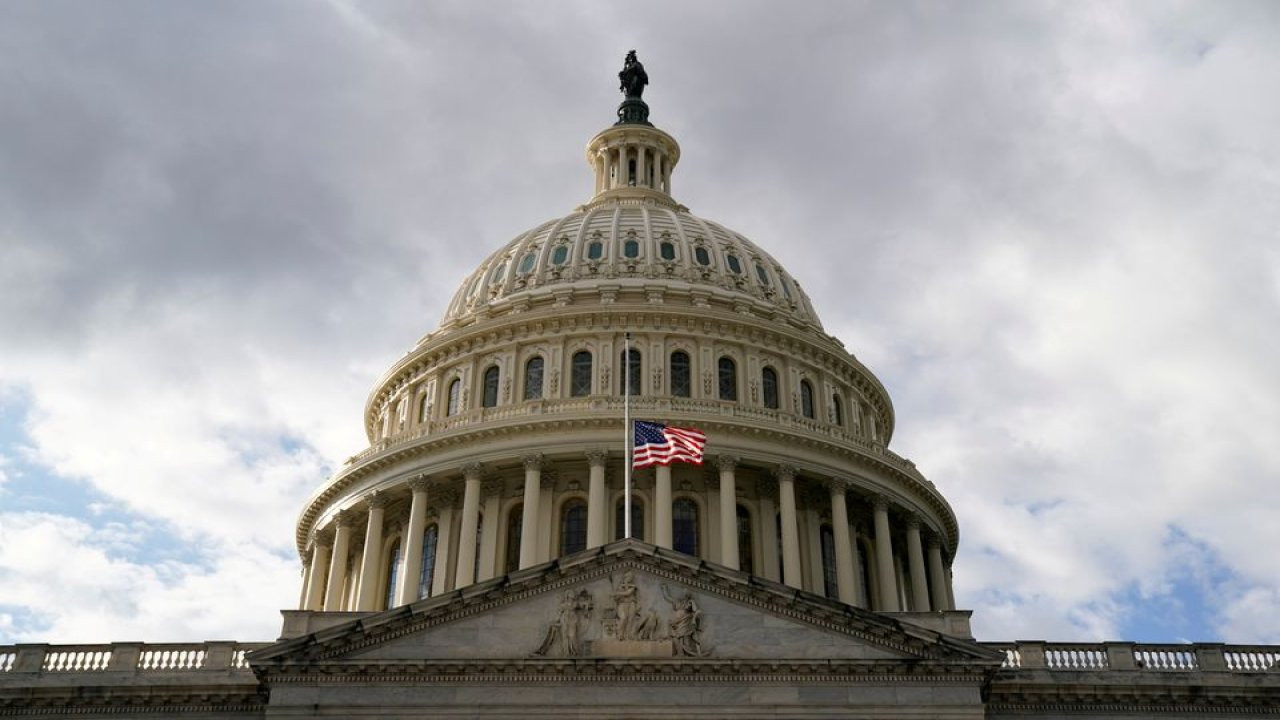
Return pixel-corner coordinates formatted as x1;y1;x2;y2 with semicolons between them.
633;420;707;469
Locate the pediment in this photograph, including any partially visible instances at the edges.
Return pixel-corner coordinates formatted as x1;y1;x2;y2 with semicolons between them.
251;540;999;670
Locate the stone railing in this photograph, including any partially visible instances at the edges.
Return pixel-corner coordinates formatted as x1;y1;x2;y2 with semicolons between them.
0;642;270;675
986;641;1280;673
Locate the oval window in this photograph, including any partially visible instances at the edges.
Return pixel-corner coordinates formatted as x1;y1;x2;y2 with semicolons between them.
518;252;536;275
587;241;603;260
754;262;771;286
726;254;742;275
660;242;676;260
490;262;507;283
623;240;640;258
552;245;569;265
779;276;793;299
694;247;711;266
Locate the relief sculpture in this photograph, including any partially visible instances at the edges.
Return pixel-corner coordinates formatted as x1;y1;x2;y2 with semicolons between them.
532;588;594;657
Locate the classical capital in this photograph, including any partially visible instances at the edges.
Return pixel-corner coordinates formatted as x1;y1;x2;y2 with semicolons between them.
367;491;392;510
823;477;848;495
462;462;486;480
334;509;356;529
584;448;609;467
872;494;892;513
715;454;739;472
314;527;335;546
905;514;922;531
774;464;797;482
408;475;431;494
523;453;545;471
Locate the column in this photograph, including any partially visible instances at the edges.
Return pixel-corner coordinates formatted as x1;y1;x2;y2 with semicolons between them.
851;525;867;608
655;153;665;192
303;531;332;610
538;474;555;562
906;517;931;612
717;455;739;570
323;511;354;611
636;143;646;188
396;477;431;606
477;478;503;581
756;476;779;581
873;497;900;611
355;493;390;611
519;454;544;568
654;465;672;549
586;450;608;548
431;488;457;594
454;464;484;588
826;480;856;605
777;465;803;589
927;541;950;612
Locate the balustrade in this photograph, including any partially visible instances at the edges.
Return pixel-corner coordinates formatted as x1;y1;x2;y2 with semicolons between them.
987;641;1279;673
0;642;268;674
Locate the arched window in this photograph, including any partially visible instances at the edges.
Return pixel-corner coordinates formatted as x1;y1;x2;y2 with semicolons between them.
762;367;779;409
615;497;645;541
505;504;523;573
718;357;738;401
524;357;544;400
418;393;430;422
737;505;754;575
620;348;641;396
800;379;815;419
623;239;640;258
571;351;593;397
820;524;838;599
482;366;500;408
832;393;844;426
673;498;699;556
670;351;691;397
418;525;438;599
561;499;588;555
446;378;461;416
384;540;401;610
489;262;507;284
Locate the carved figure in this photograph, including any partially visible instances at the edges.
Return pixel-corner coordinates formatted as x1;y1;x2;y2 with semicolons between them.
533;588;594;657
662;585;709;657
611;571;640;640
619;50;648;99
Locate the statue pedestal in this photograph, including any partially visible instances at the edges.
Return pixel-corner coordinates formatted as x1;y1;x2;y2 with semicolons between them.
615;97;652;126
592;639;673;658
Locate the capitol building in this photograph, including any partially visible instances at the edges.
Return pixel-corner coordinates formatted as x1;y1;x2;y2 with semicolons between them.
2;56;1277;719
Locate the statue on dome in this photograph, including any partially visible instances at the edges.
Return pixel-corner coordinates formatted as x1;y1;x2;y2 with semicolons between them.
619;50;648;99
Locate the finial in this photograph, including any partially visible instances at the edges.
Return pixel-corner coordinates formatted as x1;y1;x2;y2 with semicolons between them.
615;50;652;126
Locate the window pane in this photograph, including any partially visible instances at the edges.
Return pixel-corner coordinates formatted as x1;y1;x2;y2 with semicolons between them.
726;254;742;274
447;379;461;416
561;500;588;554
670;351;691;397
821;525;838;598
620;348;641;396
552;245;569;265
832;393;843;426
623;239;639;258
384;541;401;610
571;351;592;397
673;498;699;556
418;525;438;599
518;252;536;275
694;247;711;266
524;357;544;400
800;380;814;418
660;242;676;260
419;394;430;422
754;262;771;286
762;367;779;409
779;275;793;299
482;366;500;408
615;497;645;541
490;262;506;283
718;357;737;401
587;242;603;260
736;505;754;575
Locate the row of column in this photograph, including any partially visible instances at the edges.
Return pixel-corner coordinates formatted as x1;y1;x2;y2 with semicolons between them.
595;143;672;195
300;454;954;614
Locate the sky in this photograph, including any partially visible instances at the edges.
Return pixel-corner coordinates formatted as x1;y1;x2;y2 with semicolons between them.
1;1;1278;646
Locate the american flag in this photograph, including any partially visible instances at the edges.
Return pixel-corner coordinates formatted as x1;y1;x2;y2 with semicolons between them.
633;420;707;469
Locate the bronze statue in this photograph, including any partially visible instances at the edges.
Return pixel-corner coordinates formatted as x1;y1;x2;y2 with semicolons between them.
619;50;648;99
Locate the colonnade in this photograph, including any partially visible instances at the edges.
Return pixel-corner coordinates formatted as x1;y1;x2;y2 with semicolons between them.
299;453;956;616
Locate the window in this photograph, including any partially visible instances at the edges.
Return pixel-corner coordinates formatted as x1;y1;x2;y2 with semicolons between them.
820;524;838;598
832;393;844;426
505;504;522;573
718;357;737;401
615;497;645;541
659;241;676;260
620;348;641;396
418;393;430;422
524;357;544;400
384;540;401;610
673;498;699;555
552;245;569;265
517;252;536;275
726;254;743;275
418;525;438;599
779;275;793;299
737;505;754;575
623;239;640;258
446;378;461;416
694;246;711;266
571;351;592;397
800;380;815;419
587;241;603;260
670;351;691;397
754;262;771;286
490;262;506;284
561;499;588;555
762;367;779;409
482;366;500;408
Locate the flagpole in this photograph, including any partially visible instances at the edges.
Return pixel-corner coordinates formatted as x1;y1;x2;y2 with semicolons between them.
623;332;632;539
